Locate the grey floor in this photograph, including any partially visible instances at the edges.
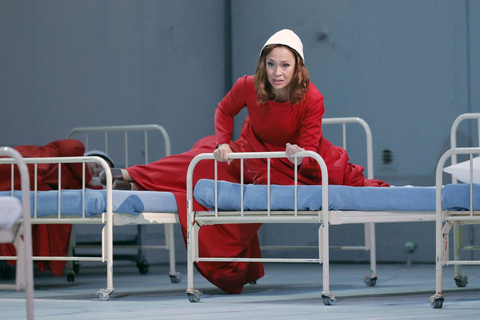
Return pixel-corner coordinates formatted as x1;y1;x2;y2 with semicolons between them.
2;261;480;319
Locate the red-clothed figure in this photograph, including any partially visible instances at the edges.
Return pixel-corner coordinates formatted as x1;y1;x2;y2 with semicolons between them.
0;139;93;276
118;29;388;294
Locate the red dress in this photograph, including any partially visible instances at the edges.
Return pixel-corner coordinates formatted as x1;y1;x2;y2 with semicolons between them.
0;139;92;276
127;75;388;294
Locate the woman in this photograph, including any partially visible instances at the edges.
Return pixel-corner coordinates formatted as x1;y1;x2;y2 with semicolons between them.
104;29;388;294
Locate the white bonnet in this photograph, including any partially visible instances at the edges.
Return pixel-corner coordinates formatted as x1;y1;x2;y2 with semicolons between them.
261;29;304;62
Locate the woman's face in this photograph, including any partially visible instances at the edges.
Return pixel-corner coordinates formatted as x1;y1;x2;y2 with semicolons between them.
265;46;296;97
87;162;104;177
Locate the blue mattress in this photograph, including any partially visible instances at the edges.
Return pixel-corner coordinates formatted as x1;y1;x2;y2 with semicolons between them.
0;189;178;218
194;179;480;212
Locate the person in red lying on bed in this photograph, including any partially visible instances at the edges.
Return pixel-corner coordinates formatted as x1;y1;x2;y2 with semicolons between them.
101;29;389;294
0;139;110;277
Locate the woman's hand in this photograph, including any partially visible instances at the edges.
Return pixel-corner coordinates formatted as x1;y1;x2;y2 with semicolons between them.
214;143;233;165
286;143;305;165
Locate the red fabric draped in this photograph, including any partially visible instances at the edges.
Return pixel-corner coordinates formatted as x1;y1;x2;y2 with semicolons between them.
0;139;91;276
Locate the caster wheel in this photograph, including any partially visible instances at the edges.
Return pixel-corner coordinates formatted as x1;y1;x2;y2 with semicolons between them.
67;273;75;282
186;290;202;303
249;280;257;285
96;289;113;301
321;294;336;306
137;260;149;275
431;297;444;309
364;276;377;287
454;275;468;288
98;292;110;301
169;273;181;283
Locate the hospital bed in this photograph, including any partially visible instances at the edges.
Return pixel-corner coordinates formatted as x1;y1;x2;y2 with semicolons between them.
66;125;179;281
430;113;480;308
184;117;469;305
0;147;34;319
0;125;181;301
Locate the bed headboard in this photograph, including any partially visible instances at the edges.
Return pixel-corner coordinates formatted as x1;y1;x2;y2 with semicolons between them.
67;124;171;167
450;113;480;184
322;117;373;179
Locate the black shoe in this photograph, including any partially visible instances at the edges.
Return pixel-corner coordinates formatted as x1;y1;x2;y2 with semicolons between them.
99;168;124;185
112;180;137;190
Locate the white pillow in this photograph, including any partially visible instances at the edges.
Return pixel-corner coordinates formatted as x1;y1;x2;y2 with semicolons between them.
443;157;480;184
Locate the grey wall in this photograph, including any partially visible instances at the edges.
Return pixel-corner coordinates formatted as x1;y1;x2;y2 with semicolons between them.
1;1;479;266
0;0;226;155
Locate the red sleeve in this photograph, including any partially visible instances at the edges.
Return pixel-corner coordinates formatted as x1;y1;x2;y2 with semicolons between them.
297;91;325;173
298;94;324;153
215;76;248;146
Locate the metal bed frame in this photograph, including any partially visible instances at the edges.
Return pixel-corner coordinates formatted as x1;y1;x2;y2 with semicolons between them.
0;125;180;301
66;125;178;282
185;117;437;305
0;147;34;319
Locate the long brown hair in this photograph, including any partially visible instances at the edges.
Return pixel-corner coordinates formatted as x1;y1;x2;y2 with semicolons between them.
254;44;310;105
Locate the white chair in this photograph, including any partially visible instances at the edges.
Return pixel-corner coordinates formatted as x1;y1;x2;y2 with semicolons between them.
0;147;34;319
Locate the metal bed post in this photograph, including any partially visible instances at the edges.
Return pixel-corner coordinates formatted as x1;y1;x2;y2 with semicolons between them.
97;161;114;300
322;117;377;286
0;147;34;320
186;154;202;302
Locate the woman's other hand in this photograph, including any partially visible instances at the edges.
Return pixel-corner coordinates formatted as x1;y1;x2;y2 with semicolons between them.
214;143;233;165
286;143;305;165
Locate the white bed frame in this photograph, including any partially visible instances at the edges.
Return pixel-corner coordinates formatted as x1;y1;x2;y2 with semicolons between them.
0;147;34;319
0;125;180;301
66;125;179;283
185;117;437;305
430;113;480;308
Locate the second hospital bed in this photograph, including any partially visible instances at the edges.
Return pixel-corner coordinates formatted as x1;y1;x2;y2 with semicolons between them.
0;125;181;301
185;117;475;305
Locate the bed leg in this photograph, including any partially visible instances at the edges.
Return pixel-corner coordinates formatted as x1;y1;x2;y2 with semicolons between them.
166;224;181;283
453;225;468;287
364;223;377;286
66;227;76;282
186;221;202;302
431;210;445;308
96;222;114;301
320;220;336;305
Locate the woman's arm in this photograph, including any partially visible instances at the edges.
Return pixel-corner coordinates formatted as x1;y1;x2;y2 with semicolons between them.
214;76;249;146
